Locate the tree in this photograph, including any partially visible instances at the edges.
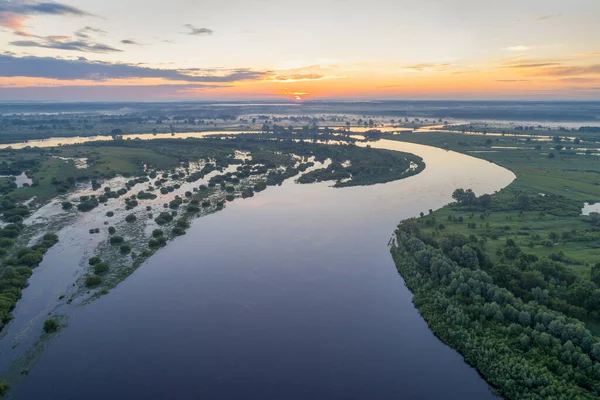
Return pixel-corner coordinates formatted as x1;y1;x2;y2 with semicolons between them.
591;263;600;285
518;193;531;210
43;318;59;333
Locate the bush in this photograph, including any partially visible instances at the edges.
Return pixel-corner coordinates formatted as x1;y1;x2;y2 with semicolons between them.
154;212;173;225
77;199;99;212
85;275;102;287
43;318;60;333
0;380;9;396
152;229;164;238
62;201;73;210
120;244;131;254
109;235;124;245
106;211;114;217
93;262;109;274
125;214;137;223
172;227;186;236
89;256;101;266
108;226;116;235
0;237;14;248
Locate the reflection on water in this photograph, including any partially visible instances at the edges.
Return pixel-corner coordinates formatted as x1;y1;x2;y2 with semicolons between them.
5;139;514;400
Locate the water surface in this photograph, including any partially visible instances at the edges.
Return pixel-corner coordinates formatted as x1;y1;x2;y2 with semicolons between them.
7;141;514;399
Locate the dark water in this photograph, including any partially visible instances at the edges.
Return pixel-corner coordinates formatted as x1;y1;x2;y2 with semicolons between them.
10;141;514;399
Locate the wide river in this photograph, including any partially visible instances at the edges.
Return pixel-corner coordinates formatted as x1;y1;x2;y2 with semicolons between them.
5;138;515;399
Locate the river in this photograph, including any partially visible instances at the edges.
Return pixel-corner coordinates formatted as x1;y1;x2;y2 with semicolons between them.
2;139;515;399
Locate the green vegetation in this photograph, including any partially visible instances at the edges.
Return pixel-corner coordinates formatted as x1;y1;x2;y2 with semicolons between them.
388;127;600;399
93;262;109;274
387;130;600;201
42;318;60;334
85;275;102;287
0;232;58;332
0;381;8;397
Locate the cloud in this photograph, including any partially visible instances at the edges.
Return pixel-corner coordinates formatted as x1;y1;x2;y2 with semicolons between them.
400;63;455;72
559;77;599;83
496;79;532;82
537;13;561;21
0;1;94;34
506;62;562;69
0;84;225;101
183;24;213;36
74;26;107;39
0;1;92;17
534;64;600;77
10;37;122;53
121;39;142;46
270;73;345;82
578;52;600;58
0;54;269;83
506;45;531;52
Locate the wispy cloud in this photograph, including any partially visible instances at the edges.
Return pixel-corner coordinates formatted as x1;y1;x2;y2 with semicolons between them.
505;45;531;52
183;24;213;36
506;62;562;68
400;63;456;72
578;52;600;58
559;77;599;83
0;84;225;101
0;54;269;83
270;73;345;82
533;64;600;77
0;1;95;35
121;39;142;46
537;13;561;21
74;26;107;39
10;37;122;53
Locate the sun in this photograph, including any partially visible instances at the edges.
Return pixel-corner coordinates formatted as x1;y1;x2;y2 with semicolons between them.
294;95;302;101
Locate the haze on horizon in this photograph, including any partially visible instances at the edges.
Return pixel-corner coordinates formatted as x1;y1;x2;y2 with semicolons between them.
1;0;599;102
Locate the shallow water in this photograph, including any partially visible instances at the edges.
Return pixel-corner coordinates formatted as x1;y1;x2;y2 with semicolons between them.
4;140;515;399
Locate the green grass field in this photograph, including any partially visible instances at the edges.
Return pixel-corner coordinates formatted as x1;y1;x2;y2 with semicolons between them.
387;130;600;201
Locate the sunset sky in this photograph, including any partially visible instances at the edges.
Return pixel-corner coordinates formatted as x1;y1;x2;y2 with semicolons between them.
1;0;600;101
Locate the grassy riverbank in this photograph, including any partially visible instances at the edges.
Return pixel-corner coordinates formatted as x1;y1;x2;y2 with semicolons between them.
387;129;600;398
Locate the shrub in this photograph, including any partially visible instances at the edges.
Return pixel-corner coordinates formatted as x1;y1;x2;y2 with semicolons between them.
125;214;137;223
42;233;59;244
94;262;109;274
120;244;132;254
152;229;164;238
43;318;60;333
109;235;124;245
62;201;73;210
0;237;14;248
154;212;173;225
187;205;200;213
0;380;9;396
85;275;102;287
77;199;99;212
172;227;186;236
106;211;114;217
108;226;116;235
89;256;101;266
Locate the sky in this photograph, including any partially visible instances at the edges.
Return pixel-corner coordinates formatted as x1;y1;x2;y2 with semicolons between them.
1;0;600;101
